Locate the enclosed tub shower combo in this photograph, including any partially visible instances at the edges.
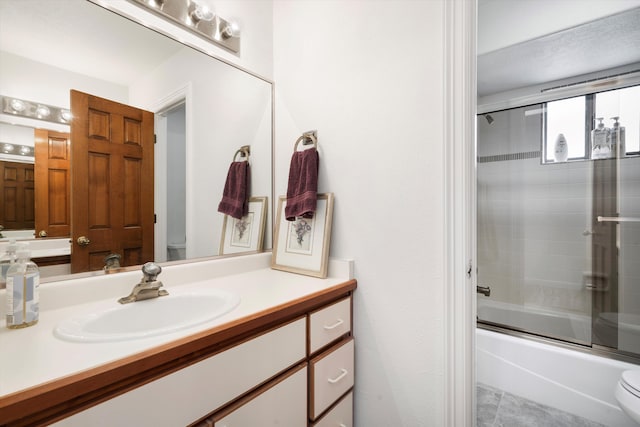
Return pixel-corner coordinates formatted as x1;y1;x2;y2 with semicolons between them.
476;83;640;426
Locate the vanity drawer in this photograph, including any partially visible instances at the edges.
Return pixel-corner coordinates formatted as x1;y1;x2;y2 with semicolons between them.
311;391;353;427
309;338;354;420
211;364;307;426
53;318;306;427
309;297;351;354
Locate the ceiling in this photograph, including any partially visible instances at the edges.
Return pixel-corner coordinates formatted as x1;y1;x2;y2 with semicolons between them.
477;5;640;97
1;1;639;98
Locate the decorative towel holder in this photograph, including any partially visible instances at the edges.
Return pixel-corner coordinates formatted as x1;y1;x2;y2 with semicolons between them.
233;145;251;161
294;130;317;151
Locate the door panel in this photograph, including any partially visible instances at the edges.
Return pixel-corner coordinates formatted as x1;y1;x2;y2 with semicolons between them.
34;129;71;238
71;90;154;273
0;161;35;231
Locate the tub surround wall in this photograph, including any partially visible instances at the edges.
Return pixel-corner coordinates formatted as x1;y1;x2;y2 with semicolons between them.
478;102;640;348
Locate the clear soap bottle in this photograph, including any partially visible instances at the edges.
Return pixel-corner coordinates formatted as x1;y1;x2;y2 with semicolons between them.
591;117;610;159
0;239;18;288
610;117;626;157
5;244;40;329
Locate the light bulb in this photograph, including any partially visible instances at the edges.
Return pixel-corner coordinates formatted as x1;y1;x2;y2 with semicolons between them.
60;110;73;122
189;1;214;24
10;99;26;112
36;105;51;118
221;20;240;39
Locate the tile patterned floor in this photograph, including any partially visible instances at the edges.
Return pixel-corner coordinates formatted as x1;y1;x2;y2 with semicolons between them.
477;383;605;427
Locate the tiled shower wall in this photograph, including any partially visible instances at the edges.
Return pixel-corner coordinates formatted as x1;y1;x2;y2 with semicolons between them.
477;106;640;348
478;156;593;316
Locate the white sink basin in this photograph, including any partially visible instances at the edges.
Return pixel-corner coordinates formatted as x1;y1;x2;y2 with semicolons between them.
53;290;240;343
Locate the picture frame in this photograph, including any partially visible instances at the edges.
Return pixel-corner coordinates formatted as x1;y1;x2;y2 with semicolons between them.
219;196;268;255
271;192;334;278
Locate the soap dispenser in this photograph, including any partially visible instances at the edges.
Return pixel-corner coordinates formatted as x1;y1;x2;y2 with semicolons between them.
591;117;610;159
5;243;40;329
0;239;18;288
553;133;568;162
610;116;626;157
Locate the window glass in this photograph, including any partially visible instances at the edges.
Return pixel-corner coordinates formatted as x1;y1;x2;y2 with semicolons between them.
545;96;586;162
595;86;640;154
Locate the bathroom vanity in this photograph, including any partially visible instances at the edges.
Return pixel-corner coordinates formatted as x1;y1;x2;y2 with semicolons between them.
0;253;356;426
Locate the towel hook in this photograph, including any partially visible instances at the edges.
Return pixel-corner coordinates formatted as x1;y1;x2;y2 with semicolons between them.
294;130;317;152
233;145;251;161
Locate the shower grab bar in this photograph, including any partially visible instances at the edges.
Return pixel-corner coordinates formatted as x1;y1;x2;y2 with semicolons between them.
597;216;640;223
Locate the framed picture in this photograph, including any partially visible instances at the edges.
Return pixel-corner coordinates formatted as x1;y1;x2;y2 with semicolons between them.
219;196;268;255
271;193;334;278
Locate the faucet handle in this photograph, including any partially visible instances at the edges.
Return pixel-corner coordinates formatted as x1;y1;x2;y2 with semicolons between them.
142;262;162;282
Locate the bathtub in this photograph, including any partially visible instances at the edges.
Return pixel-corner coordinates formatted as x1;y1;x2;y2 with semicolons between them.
477;326;640;426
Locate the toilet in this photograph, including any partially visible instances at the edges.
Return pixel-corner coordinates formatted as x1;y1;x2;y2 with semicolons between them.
616;370;640;425
167;242;186;261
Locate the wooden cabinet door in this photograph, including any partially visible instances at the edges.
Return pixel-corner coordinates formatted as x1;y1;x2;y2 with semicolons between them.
70;90;154;273
0;161;34;231
34;129;71;238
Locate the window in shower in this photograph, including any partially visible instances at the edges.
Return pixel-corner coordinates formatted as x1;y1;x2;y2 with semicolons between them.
543;95;587;162
594;85;640;155
542;85;640;163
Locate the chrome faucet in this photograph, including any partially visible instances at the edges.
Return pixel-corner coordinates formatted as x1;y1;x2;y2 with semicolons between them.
118;262;169;304
104;253;121;272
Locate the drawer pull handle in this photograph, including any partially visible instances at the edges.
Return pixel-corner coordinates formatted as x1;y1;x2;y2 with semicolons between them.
339;424;347;427
328;368;348;384
324;318;344;330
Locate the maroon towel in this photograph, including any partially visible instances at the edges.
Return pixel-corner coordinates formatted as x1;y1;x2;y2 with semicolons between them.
218;161;251;219
285;147;319;221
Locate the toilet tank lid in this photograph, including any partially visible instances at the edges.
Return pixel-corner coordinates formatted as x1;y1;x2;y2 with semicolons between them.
622;370;640;393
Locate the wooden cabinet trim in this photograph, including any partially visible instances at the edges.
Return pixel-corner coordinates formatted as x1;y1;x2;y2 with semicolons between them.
0;279;356;427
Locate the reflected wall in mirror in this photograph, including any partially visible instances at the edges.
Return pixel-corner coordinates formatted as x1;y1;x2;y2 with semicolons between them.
0;0;273;281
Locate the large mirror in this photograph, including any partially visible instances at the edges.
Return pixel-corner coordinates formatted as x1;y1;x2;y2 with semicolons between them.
0;0;273;280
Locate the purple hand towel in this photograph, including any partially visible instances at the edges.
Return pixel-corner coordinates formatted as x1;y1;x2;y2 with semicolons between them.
218;161;251;219
285;147;319;221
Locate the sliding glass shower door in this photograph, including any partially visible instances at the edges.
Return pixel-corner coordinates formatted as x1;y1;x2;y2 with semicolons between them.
476;85;640;359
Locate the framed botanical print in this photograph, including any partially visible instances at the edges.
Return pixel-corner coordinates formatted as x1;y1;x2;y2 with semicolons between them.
272;193;334;278
219;196;267;255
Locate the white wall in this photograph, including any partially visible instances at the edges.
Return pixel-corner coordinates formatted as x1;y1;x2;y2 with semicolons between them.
274;1;447;425
129;46;271;259
0;51;128;109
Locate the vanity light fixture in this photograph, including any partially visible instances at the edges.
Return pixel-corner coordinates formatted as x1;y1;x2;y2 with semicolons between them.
1;142;33;158
130;0;240;53
1;95;71;125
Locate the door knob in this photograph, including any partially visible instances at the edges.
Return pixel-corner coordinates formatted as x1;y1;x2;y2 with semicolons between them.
77;236;91;246
39;230;48;237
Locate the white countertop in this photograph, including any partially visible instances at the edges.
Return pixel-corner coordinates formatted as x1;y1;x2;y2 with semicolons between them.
0;253;354;398
0;237;71;259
